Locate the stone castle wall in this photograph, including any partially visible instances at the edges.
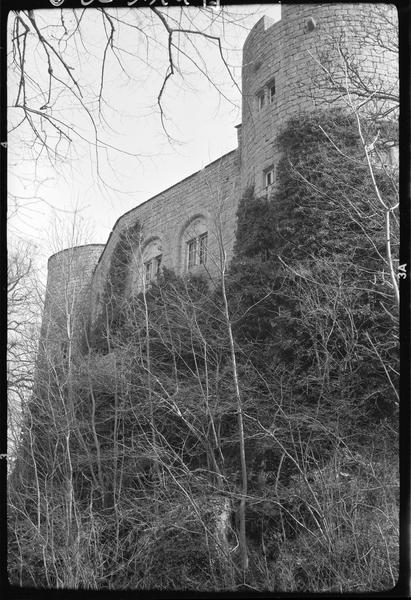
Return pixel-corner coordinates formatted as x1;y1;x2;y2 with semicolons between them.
40;245;105;358
39;4;398;351
240;3;398;195
89;150;240;324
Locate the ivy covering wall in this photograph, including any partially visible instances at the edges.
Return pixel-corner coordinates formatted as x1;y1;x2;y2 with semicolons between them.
8;110;399;591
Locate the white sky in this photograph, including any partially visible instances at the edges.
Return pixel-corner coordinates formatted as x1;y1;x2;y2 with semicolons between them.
8;4;281;275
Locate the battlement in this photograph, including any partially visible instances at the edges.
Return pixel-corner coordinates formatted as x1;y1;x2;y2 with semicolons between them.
240;3;398;193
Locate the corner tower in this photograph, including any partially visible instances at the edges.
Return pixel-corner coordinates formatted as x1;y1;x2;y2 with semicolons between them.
39;244;105;362
240;3;398;196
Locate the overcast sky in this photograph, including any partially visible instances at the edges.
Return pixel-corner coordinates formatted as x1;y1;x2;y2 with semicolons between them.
8;4;281;274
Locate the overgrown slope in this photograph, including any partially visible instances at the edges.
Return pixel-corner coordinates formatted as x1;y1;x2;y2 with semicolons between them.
8;110;399;591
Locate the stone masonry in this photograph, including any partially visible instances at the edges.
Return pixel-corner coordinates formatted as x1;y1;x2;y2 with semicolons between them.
39;4;398;351
40;244;106;355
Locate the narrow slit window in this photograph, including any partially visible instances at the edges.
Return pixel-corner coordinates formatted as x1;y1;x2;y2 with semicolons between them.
268;79;276;103
257;90;265;111
264;167;274;188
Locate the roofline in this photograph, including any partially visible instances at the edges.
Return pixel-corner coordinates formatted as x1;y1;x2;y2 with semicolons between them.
93;148;238;273
119;148;237;222
48;244;105;265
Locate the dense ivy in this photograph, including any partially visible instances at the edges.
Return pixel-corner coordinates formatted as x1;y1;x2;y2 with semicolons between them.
233;187;277;261
273;110;398;264
228;108;398;426
9;109;399;590
91;220;142;350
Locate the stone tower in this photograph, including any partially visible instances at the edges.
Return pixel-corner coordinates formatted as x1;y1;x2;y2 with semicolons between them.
39;245;105;361
239;3;398;196
38;5;398;353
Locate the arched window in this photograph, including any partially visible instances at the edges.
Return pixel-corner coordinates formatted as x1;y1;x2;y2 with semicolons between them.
142;238;162;284
181;216;208;271
129;237;162;293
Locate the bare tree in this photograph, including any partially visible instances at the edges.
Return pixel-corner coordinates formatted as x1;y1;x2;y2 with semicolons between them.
8;6;400;591
7;242;43;462
305;4;399;304
308;5;398;119
8;7;248;172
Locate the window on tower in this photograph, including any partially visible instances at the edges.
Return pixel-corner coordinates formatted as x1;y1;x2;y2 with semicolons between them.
264;166;274;189
257;90;265;111
256;78;276;112
268;79;276;103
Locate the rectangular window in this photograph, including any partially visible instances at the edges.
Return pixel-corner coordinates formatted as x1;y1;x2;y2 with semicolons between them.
187;234;208;269
264;167;274;188
144;255;162;285
257;91;265;111
187;238;197;269
268;80;276;103
199;233;208;265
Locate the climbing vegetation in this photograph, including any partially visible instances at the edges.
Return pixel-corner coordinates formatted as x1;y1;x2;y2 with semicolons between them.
8;110;398;591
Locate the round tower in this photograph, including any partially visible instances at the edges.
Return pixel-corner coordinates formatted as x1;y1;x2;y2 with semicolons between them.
40;244;105;361
240;3;398;196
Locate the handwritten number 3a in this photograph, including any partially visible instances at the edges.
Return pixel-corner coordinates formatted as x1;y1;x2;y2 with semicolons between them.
398;264;407;279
